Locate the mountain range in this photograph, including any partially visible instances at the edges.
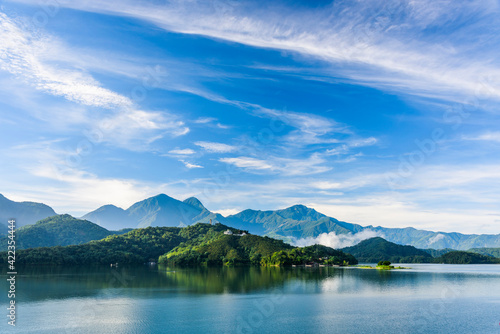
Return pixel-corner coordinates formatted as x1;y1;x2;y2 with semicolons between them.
0;214;131;250
0;193;56;230
2;193;500;250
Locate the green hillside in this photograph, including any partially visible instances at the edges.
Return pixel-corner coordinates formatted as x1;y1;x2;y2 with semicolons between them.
0;223;357;267
422;248;457;257
433;251;500;264
341;237;433;263
467;247;500;258
162;226;357;266
0;214;121;250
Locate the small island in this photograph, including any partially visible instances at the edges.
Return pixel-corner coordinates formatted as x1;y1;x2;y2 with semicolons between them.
356;261;409;270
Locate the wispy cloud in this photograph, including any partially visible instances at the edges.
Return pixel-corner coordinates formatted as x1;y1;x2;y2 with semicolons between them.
253;106;349;146
195;141;237;153
168;148;196;155
0;13;130;108
26;0;500;103
220;153;330;176
194;117;216;124
219;157;273;171
463;132;500;143
180;160;203;169
0;11;189;148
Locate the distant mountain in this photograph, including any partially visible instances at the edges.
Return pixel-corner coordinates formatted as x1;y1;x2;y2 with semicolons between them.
183;197;206;211
83;194;232;230
341;237;434;263
0;193;56;228
368;226;500;250
82;205;134;231
434;251;500;264
225;205;364;238
4;192;498;250
0;214;121;250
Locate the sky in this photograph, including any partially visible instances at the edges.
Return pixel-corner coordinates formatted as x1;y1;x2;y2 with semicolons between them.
1;0;500;234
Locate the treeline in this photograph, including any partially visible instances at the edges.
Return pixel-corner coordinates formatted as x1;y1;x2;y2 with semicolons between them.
260;245;357;266
1;226;187;265
433;251;500;264
0;223;358;267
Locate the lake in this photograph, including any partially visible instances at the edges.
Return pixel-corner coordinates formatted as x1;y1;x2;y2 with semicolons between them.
2;264;500;333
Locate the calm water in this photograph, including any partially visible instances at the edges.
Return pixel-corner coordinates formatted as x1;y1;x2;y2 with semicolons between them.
2;264;500;333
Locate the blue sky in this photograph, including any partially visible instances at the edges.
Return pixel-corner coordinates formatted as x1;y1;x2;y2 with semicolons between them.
1;0;500;233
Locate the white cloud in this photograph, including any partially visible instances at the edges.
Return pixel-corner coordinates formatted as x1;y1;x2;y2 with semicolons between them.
195;141;237;153
220;157;273;171
253;106;347;146
168;148;196;155
291;229;382;249
0;12;189;148
213;208;241;217
23;0;500;103
180;160;203;169
194;117;217;124
428;233;445;245
312;181;343;190
0;13;131;108
220;153;331;176
463;132;500;143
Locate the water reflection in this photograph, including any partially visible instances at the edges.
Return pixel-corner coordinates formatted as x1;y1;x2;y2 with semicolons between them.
1;264;499;303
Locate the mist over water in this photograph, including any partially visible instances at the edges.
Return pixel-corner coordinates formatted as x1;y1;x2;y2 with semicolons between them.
290;229;383;248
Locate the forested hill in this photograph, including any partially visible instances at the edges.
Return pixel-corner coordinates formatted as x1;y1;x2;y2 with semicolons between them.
341;237;434;263
0;214;126;250
0;223;357;267
433;251;500;264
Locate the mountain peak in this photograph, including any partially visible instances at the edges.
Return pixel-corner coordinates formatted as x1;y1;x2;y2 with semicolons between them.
150;193;174;201
0;193;56;227
183;197;206;211
277;204;326;221
136;194;180;207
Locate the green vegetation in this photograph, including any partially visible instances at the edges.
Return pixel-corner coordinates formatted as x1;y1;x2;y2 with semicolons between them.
0;214;130;250
422;248;457;257
467;247;500;258
0;223;358;267
341;237;433;263
0;226;187;265
160;225;356;266
433;251;500;264
160;228;293;266
259;245;357;266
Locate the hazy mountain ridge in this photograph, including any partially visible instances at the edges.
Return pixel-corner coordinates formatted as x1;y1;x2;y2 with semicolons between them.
0;193;56;229
0;214;129;250
2;193;500;250
367;226;500;250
